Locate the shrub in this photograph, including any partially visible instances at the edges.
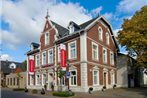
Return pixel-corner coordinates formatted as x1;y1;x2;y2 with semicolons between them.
13;88;24;91
52;91;75;97
31;89;38;94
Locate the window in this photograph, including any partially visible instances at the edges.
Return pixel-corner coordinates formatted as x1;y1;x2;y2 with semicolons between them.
103;48;107;63
92;42;98;60
42;52;46;65
42;74;47;85
7;78;9;85
10;78;12;85
70;70;77;86
93;70;99;85
106;33;109;45
45;33;49;45
58;47;60;62
60;76;65;86
36;74;41;85
68;41;77;59
30;75;34;85
98;26;103;41
111;72;115;85
35;54;40;67
48;49;53;64
110;52;114;65
13;78;15;85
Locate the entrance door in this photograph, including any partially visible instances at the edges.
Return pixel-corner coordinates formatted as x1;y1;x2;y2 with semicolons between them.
48;73;54;90
104;73;107;87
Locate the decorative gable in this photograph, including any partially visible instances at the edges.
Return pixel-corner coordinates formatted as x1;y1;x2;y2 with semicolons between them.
43;20;52;32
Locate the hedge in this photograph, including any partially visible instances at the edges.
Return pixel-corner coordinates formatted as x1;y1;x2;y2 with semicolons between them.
13;88;24;91
53;91;75;97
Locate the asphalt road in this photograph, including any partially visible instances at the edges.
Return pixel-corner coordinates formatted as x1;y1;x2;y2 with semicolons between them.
1;89;50;98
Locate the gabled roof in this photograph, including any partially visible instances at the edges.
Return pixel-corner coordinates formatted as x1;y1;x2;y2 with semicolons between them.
0;60;25;74
31;42;40;49
51;21;69;38
79;17;97;29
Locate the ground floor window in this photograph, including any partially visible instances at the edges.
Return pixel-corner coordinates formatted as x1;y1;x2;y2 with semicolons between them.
36;74;41;85
93;70;99;85
60;76;65;86
13;78;15;85
30;75;34;85
42;74;47;86
111;72;115;85
7;78;9;85
70;70;77;86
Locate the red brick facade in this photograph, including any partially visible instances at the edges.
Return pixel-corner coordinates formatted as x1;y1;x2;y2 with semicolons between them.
27;16;118;92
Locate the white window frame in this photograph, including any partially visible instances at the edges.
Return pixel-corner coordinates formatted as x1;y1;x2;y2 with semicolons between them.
110;51;114;65
45;32;49;45
68;41;77;60
103;48;107;63
30;75;34;86
58;47;60;62
93;69;99;86
35;54;40;67
92;42;99;61
48;49;53;64
106;32;110;45
98;26;103;41
111;71;115;85
69;70;77;86
35;74;41;85
42;51;46;65
60;76;65;86
42;73;47;86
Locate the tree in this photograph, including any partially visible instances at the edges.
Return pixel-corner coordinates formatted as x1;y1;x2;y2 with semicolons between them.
118;6;147;68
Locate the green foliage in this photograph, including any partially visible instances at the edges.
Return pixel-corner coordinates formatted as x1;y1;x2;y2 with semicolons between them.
22;60;27;71
31;89;38;94
57;67;66;78
52;91;75;97
118;5;147;67
13;88;24;91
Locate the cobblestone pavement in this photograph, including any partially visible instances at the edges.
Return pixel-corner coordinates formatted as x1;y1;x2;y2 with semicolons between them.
1;87;147;98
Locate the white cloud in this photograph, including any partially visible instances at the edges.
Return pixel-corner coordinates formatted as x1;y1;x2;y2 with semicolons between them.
103;12;113;22
91;6;103;16
117;0;147;14
1;0;92;50
0;54;13;61
113;28;122;37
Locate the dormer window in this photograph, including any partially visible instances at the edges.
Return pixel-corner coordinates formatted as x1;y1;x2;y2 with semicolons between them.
69;24;74;34
45;32;49;45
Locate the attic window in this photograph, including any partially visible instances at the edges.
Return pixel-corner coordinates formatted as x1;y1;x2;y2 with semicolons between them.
45;32;49;45
69;24;74;34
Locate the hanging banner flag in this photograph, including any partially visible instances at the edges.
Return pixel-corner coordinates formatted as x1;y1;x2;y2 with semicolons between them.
60;44;66;71
29;55;35;75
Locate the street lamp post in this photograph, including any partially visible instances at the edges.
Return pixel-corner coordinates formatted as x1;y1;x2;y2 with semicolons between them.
66;60;71;91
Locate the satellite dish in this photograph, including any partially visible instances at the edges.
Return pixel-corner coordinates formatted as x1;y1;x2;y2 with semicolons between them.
9;63;16;69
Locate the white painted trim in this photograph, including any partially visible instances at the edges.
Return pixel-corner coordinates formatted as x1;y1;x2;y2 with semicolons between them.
48;48;53;64
87;36;114;52
98;26;103;41
103;47;107;64
92;42;99;61
69;69;78;86
93;68;100;86
68;40;77;60
42;51;47;65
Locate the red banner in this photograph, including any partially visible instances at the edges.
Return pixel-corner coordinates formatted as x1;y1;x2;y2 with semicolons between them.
60;44;66;71
29;56;35;74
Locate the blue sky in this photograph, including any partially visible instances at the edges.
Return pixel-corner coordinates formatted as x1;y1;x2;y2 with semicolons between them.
0;0;147;62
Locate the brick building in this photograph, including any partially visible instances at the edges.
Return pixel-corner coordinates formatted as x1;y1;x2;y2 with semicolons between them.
26;13;119;92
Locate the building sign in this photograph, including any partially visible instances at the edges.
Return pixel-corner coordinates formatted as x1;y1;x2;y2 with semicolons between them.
29;56;35;75
60;44;66;71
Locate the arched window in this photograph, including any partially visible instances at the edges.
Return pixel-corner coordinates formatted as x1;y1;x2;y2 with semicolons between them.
98;26;103;41
106;33;109;45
